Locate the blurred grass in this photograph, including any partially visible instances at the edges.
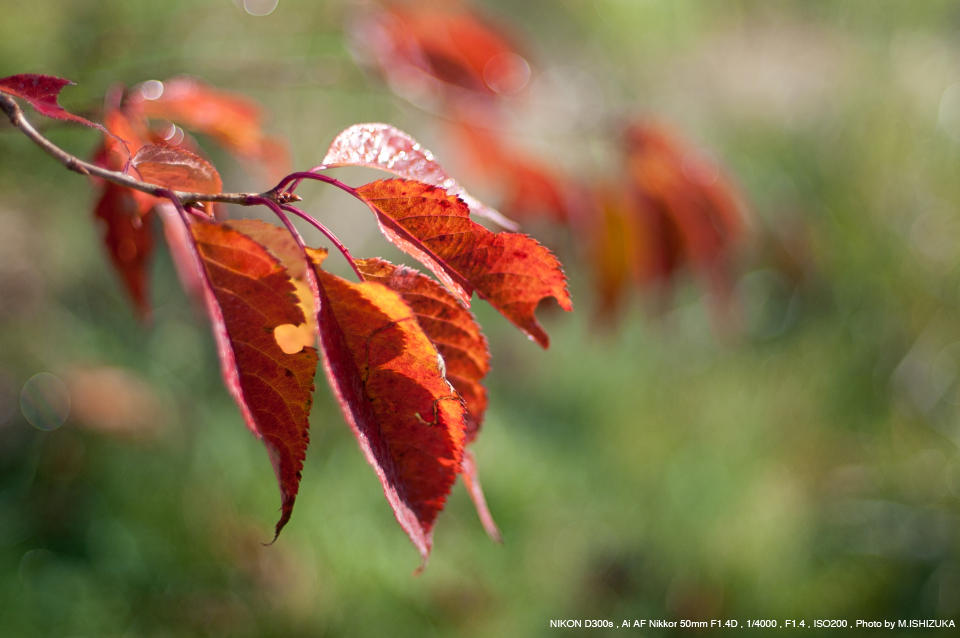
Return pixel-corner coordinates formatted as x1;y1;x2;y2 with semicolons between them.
3;0;960;635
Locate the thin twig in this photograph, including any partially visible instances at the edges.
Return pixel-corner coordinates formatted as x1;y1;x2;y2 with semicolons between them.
0;92;299;207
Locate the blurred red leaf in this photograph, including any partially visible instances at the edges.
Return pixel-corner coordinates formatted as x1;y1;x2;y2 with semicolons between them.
132;144;223;195
157;204;206;309
308;248;466;565
64;365;165;441
452;122;574;223
134;76;290;180
588;187;642;321
189;219;318;540
355;178;572;348
358;5;528;98
355;257;489;441
93;183;154;319
96;87;150;171
89;91;159;319
323;123;517;229
0;74;110;135
623;122;748;308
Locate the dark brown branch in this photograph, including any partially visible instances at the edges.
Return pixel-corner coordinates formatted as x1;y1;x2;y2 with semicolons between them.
0;92;299;207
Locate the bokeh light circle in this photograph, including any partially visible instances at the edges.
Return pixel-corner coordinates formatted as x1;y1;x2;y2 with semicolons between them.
244;0;278;17
20;372;70;431
484;52;531;95
939;83;960;143
140;80;164;101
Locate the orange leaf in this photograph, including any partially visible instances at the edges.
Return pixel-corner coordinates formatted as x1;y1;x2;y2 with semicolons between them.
355;178;572;348
308;249;466;565
93;183;153;319
225;219;317;353
225;219;309;281
189;219;318;539
132;144;222;194
355;257;489;442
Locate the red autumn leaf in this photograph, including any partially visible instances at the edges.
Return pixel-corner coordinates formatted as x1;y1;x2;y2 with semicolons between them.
93;182;154;319
354;179;572;348
356;259;500;543
188;219;318;539
354;257;489;442
323;123;518;230
132;76;290;180
308;248;466;565
211;226;494;550
224;219;317;354
132;144;223;195
0;74;111;135
225;220;308;280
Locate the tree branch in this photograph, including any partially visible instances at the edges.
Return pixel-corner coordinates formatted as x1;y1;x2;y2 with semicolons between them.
0;92;299;207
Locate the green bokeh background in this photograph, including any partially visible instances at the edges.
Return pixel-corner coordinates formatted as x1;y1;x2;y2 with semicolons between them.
2;0;960;635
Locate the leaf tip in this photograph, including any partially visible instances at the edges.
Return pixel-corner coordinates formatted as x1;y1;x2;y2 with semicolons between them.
412;555;430;576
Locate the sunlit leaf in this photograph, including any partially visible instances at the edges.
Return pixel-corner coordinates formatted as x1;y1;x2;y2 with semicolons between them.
355;257;489;440
355;179;572;348
132;144;223;194
308;248;466;566
189;219;318;540
323;123;517;230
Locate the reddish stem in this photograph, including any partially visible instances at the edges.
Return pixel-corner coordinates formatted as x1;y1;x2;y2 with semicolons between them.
283;204;366;282
272;170;357;198
246;196;365;281
277;165;329;193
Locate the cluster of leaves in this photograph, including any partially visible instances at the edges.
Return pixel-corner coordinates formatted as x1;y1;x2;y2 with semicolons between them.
0;73;572;568
90;76;291;319
351;1;750;325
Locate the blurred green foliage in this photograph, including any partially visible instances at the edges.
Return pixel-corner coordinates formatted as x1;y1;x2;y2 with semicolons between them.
2;0;960;635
